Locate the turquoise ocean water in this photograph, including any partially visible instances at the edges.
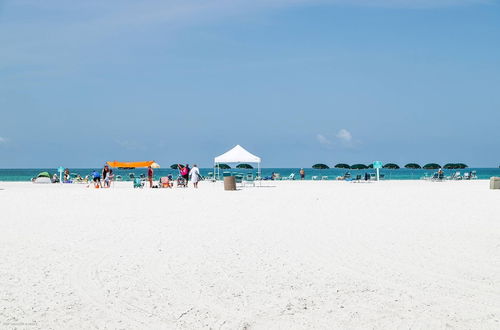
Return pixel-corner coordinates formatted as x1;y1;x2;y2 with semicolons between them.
1;168;500;182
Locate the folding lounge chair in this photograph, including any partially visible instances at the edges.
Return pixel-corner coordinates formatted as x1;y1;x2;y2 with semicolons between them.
133;177;144;188
234;174;243;185
243;174;255;187
177;176;187;187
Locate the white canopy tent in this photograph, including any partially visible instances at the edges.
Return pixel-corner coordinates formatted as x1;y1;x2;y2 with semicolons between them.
214;145;261;180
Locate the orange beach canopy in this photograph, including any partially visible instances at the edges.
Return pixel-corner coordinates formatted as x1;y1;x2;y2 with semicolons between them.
106;161;155;168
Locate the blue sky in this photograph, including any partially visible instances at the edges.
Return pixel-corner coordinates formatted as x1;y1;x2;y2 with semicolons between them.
1;0;499;168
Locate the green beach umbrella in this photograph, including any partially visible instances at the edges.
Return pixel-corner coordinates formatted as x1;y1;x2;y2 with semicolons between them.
334;163;350;169
170;164;181;169
350;164;368;170
312;164;330;169
236;163;253;169
383;163;400;169
216;163;231;169
444;163;468;169
423;163;441;170
404;163;421;169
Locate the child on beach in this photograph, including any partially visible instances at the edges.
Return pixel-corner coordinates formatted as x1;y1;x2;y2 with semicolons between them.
92;170;101;188
104;169;114;188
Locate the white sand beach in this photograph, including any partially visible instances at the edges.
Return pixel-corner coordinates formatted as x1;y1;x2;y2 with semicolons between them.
1;180;500;329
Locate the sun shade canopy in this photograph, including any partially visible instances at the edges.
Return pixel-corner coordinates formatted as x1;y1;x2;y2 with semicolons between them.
106;161;155;168
214;145;261;163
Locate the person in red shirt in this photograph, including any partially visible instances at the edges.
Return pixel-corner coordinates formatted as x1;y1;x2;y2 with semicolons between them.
147;166;154;188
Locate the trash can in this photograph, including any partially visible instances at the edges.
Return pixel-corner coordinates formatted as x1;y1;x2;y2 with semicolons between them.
490;177;500;189
224;176;236;191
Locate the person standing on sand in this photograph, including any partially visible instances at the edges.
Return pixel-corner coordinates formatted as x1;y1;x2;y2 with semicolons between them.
189;164;201;188
183;164;190;185
102;165;110;185
300;168;305;180
147;166;154;188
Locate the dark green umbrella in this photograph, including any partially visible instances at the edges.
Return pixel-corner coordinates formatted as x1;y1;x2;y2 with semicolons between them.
444;163;468;169
236;163;253;169
312;164;330;169
350;164;368;170
170;164;180;169
404;163;421;169
383;163;400;169
334;163;350;169
423;163;441;170
216;163;231;169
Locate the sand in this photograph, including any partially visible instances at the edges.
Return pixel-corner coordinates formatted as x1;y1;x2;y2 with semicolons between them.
1;180;500;329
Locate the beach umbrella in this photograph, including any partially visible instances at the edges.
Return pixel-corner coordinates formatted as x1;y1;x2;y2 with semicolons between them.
444;163;468;169
367;164;374;168
383;163;400;169
404;163;421;169
215;163;231;169
334;163;350;169
350;164;368;170
423;163;441;170
151;162;161;168
236;163;254;169
170;164;181;169
312;164;330;169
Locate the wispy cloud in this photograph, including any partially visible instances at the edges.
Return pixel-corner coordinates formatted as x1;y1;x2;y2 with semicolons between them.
317;129;357;148
316;134;332;146
336;129;352;143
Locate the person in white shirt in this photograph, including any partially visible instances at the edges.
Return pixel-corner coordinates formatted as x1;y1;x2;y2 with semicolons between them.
189;164;201;188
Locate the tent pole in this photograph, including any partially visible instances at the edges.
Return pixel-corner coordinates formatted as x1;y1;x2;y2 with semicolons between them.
258;162;261;186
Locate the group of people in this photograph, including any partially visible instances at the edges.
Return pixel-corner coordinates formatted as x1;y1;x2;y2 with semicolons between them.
177;164;201;188
91;165;114;188
90;163;201;189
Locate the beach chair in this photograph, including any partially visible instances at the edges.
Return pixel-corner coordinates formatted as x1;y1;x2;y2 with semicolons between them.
129;173;135;180
177;176;187;187
431;172;445;181
243;173;255;187
223;171;231;177
321;176;328;180
133;177;143;188
282;173;295;180
274;173;282;180
463;172;470;180
311;176;319;180
206;172;215;181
